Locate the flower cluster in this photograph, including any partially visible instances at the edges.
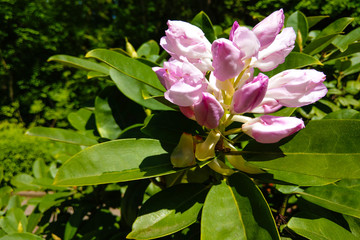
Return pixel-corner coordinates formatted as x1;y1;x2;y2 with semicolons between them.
154;9;327;145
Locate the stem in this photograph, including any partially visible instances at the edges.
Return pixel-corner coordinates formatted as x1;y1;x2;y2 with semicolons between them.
279;194;290;217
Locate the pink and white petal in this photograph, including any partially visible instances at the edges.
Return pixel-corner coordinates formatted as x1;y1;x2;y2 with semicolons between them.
194;92;224;129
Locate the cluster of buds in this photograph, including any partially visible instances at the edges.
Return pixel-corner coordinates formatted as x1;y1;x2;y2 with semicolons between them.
153;10;327;168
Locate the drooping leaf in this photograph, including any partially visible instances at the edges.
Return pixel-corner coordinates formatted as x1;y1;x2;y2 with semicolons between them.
54;139;182;186
265;52;322;77
48;55;109;75
26;127;98;146
201;173;279;240
288;212;357;240
332;27;360;52
286;11;308;50
296;184;360;218
243;119;360;179
128;184;208;239
191;11;216;42
307;16;329;29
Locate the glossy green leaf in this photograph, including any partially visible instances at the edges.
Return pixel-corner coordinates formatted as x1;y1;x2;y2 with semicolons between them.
336;178;360;191
288;212;357;240
286;11;308;49
67;108;95;132
109;68;172;110
0;208;27;234
201;173;279;240
26;212;43;233
343;215;360;238
141;111;204;145
307;16;329;29
54;139;181;186
332;27;360;52
128;184;208;239
191;11;216;42
297;184;360;218
265;52;322;77
137;40;160;58
0;233;43;240
32;159;48;179
303;33;339;55
326;43;360;61
85;49;165;92
317;17;353;39
48;54;109;75
243;119;360;179
26;127;97;146
343;62;360;77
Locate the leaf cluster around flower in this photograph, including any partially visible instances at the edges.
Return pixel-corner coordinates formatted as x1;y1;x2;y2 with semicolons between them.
153;9;328;168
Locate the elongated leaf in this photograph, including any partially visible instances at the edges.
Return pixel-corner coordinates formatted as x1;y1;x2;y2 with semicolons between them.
54;139;181;186
64;208;88;240
137;40;160;58
326;43;360;61
307;16;329;29
286;11;308;49
317;17;353;38
191;11;216;42
67;108;95;132
332;27;360;52
26;127;97;146
343;215;360;238
201;173;279;240
265;52;322;77
128;184;208;239
288;212;357;240
323;109;360;119
38;192;72;212
0;208;27;234
85;49;165;92
343;62;360;77
109;68;172;110
297;184;360;218
243;119;360;179
48;55;109;75
0;233;43;240
303;33;339;55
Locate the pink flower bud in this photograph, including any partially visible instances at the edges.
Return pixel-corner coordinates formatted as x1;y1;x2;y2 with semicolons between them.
253;27;296;72
242;115;305;143
171;133;196;168
229;21;240;42
194;92;224;129
250;97;282;114
266;69;328;107
253;9;284;50
153;60;207;107
231;73;269;113
212;38;244;81
160;20;212;73
231;26;260;60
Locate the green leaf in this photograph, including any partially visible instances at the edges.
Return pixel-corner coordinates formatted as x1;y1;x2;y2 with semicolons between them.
109;68;172;111
323;109;360;119
137;40;160;58
64;208;87;240
265;52;322;77
67;108;95;132
201;173;279;240
343;214;360;238
317;17;353;39
32;159;48;179
26;127;98;146
288;212;357;240
54;139;182;186
0;233;43;240
286;11;308;49
48;54;109;75
10;174;40;191
0;208;27;234
297;184;360;218
307;16;329;29
326;43;360;61
332;27;360;52
191;11;216;42
141;111;204;145
128;184;208;239
85;49;165;92
38;192;72;213
303;33;339;55
343;62;360;77
243;119;360;179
